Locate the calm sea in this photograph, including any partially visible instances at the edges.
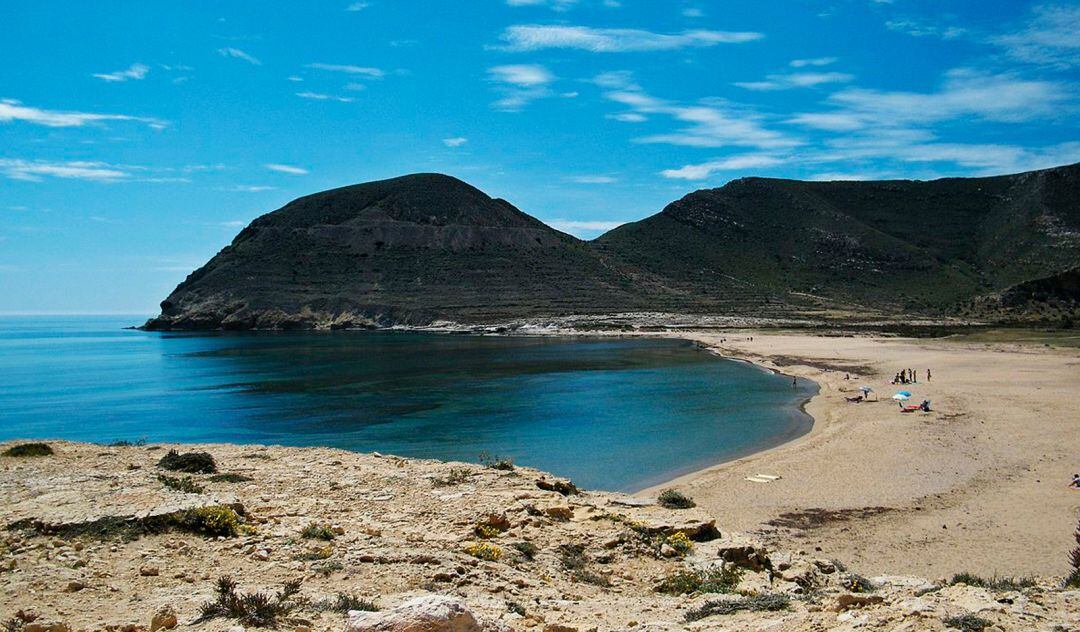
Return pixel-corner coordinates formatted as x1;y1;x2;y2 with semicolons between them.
0;316;815;492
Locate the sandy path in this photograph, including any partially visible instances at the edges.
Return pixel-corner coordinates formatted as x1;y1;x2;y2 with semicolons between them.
641;332;1080;578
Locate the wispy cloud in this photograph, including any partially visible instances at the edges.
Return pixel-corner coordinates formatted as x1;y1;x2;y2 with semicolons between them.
546;219;627;236
0;99;166;129
265;163;308;175
442;137;468;147
567;175;618;184
0;159;131;182
222;184;276;192
660;153;784;180
93;63;150;82
595;72;799;150
488;64;556;110
886;18;966;40
506;0;578;10
991;4;1080;69
305;63;384;78
498;24;762;52
735;71;853;91
790;57;837;68
217;47;261;65
345;1;370;10
295;91;355;102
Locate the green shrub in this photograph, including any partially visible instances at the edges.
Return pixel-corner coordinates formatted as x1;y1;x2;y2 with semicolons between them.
317;592;378;613
107;439;146;447
657;489;695;509
665;532;694;556
465;542;502;561
950;573;1035;591
432;468;473;487
684;594;790;621
209;473;254;483
655;567;741;595
1067;516;1080;588
301;522;336;541
2;443;53;457
843;573;877;593
479;451;514;471
943;613;991;631
176;506;240;537
512;541;538;561
196;576;307;628
157;449;217;474
158;474;205;494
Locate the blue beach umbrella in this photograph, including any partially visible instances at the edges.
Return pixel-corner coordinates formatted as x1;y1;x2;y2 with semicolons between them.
892;391;912;401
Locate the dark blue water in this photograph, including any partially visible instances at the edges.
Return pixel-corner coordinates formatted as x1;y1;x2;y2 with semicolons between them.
0;316;815;491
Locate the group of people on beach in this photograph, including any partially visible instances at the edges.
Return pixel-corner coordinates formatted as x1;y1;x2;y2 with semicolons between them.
892;368;930;384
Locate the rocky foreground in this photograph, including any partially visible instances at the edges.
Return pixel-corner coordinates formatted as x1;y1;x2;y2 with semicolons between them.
1;441;1077;632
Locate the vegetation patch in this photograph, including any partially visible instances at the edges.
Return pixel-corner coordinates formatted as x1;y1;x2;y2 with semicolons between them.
479;451;514;471
300;522;336;541
843;573;878;593
196;576;307;628
106;439;146;447
655;567;741;595
684;594;790;621
464;542;503;562
315;593;377;613
664;532;694;556
432;467;473;487
157;449;217;474
7;504;242;540
557;543;611;587
2;443;53;457
949;573;1035;591
294;546;333;561
943;613;991;631
1066;516;1080;588
512;541;538;561
209;473;254;483
767;506;891;530
536;477;579;496
657;489;695;509
157;474;205;494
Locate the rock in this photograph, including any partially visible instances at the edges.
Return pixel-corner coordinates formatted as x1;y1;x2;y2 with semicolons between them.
295;627;313;632
635;519;720;542
812;558;836;574
778;559;818;587
542;505;573;522
479;513;511;531
345;595;481;632
139;566;159;577
150;607;178;631
64;580;86;592
543;625;577;632
331;526;346;536
226;627;244;632
253;548;271;561
717;544;771;571
833;594;885;611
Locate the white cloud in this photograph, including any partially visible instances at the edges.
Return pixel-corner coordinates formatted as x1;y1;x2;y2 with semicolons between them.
595;72;799;150
442;137;468;147
498;24;762;52
305;63;384;78
345;1;370;10
220;220;248;227
790;57;837;68
567;175;618;184
886;19;966;40
991;4;1080;68
217;47;261;65
506;0;578;9
265;163;308;175
287;76;304;82
295;91;355;102
93;63;150;82
607;112;647;122
223;185;276;192
0;159;130;182
547;219;627;235
488;64;556;110
660;154;784;180
735;71;853;91
0;99;166;129
682;8;704;18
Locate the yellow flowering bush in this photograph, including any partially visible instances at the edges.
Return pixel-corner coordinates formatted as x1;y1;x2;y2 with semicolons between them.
665;532;694;556
465;542;503;561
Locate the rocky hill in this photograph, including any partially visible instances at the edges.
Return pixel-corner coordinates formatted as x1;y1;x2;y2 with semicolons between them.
2;441;1077;631
144;164;1080;330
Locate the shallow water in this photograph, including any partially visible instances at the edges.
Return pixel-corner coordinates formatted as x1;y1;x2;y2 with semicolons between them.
0;316;816;491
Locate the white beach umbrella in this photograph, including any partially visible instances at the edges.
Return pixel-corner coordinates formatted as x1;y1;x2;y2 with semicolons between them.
892;391;911;401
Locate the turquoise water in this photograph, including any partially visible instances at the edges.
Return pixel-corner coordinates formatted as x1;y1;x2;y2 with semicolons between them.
0;316;815;491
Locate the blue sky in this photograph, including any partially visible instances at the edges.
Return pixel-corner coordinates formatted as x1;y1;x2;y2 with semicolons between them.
1;1;1078;314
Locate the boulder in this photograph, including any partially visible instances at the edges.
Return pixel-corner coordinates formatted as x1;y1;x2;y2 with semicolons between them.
345;595;481;632
717;544;771;571
150;606;178;631
832;594;885;611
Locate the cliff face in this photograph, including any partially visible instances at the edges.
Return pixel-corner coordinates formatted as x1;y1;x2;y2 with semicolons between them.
145;164;1080;330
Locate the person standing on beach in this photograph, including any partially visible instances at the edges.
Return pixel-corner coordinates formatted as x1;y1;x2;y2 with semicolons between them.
792;376;797;388
927;369;932;381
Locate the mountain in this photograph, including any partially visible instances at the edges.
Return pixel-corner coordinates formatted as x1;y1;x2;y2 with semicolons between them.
145;174;660;329
145;164;1080;330
596;162;1080;317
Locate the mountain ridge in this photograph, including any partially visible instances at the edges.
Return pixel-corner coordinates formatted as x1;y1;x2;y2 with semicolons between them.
145;163;1080;330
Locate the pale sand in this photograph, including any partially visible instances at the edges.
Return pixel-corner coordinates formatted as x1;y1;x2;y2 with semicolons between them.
640;332;1080;578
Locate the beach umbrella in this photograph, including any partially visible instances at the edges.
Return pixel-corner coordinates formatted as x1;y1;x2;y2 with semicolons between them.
892;391;911;401
859;385;874;394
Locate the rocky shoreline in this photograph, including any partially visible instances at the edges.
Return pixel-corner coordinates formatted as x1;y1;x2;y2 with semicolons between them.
2;441;1077;631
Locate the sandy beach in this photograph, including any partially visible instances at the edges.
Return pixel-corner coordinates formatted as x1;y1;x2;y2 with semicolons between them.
642;331;1080;578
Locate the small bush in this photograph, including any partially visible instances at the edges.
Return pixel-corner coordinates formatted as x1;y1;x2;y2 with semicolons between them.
843;573;877;593
209;473;254;483
316;593;378;613
158;474;205;494
512;541;538;561
465;542;503;561
1067;516;1080;588
432;468;473;487
107;439;147;447
158;449;217;474
536;478;579;496
950;573;1035;591
474;524;501;539
294;546;333;561
314;561;344;577
2;443;53;457
657;489;695;509
479;451;514;471
684;594;790;621
655;567;741;595
665;532;694;556
300;523;336;541
943;613;991;631
506;601;526;616
176;506;240;537
196;576;307;628
557;544;588;570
